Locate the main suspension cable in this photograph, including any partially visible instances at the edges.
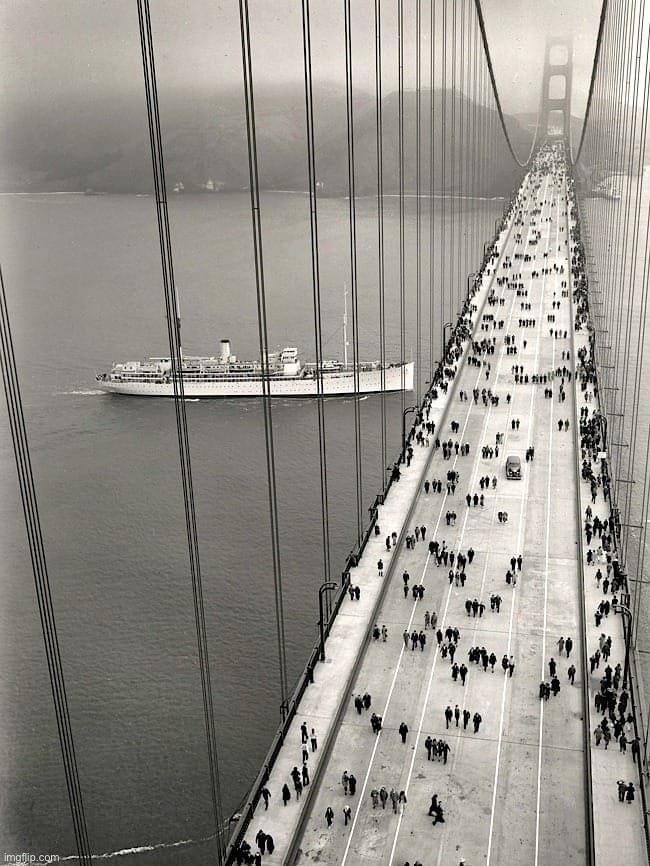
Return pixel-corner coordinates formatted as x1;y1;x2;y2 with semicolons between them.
473;0;538;168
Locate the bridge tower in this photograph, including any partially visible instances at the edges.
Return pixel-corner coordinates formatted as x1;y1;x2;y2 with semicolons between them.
539;36;573;142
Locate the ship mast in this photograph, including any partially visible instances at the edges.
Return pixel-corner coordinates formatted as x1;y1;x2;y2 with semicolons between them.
172;283;182;362
343;283;349;369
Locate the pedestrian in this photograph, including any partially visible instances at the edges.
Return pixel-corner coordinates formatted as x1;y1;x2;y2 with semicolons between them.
549;658;557;677
463;708;470;730
302;764;309;787
325;806;334;826
260;787;271;809
282;783;291;806
557;636;565;656
310;729;318;751
568;664;576;685
379;787;389;809
266;834;275;854
343;805;352;826
301;722;308;744
445;705;453;729
626;783;636;805
617;780;627;802
508;656;516;677
399;721;409;743
341;770;349;795
473;712;482;733
255;829;267;854
454;705;460;727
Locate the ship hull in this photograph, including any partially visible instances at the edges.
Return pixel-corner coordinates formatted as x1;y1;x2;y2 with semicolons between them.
98;362;414;398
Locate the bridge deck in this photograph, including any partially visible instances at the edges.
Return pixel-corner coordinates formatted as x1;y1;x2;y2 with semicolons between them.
238;147;647;866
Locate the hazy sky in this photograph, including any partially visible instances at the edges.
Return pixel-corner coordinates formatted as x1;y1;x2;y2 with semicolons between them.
1;0;602;116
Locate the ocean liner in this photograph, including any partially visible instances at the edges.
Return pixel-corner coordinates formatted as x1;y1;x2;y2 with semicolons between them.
96;339;414;398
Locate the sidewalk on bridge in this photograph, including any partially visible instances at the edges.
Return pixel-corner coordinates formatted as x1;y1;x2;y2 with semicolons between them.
571;217;647;865
238;202;519;863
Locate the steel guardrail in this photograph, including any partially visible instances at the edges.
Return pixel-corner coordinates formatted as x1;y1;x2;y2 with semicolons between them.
566;181;597;866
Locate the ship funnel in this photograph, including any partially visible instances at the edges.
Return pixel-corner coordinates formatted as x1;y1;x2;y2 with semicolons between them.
220;339;231;363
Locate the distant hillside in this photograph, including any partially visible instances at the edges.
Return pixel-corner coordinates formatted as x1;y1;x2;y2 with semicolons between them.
0;84;531;196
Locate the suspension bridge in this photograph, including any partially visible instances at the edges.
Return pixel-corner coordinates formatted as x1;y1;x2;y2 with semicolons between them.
3;0;650;865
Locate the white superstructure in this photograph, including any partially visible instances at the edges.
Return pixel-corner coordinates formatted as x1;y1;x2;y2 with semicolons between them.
96;340;414;398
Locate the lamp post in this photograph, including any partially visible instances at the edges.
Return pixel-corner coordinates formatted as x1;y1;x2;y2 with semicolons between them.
614;602;633;688
318;581;337;661
442;321;453;358
402;405;419;457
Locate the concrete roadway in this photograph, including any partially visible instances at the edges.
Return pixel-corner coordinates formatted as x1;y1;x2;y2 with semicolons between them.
293;156;588;865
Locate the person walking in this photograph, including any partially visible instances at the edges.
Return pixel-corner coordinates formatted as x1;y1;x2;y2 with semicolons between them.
463;709;471;730
473;712;482;733
399;721;409;743
565;636;573;657
568;664;576;685
260;787;271;810
325;806;334;826
445;705;453;729
282;783;291;806
343;805;352;825
508;656;516;677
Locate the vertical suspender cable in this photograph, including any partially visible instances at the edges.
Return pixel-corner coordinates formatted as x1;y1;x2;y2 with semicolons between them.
0;265;92;863
237;0;290;717
416;0;422;398
471;5;479;277
136;2;226;858
301;0;331;585
459;0;466;303
450;1;457;317
398;0;406;417
617;0;648;556
374;0;388;486
440;0;447;354
343;0;364;544
429;0;436;380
